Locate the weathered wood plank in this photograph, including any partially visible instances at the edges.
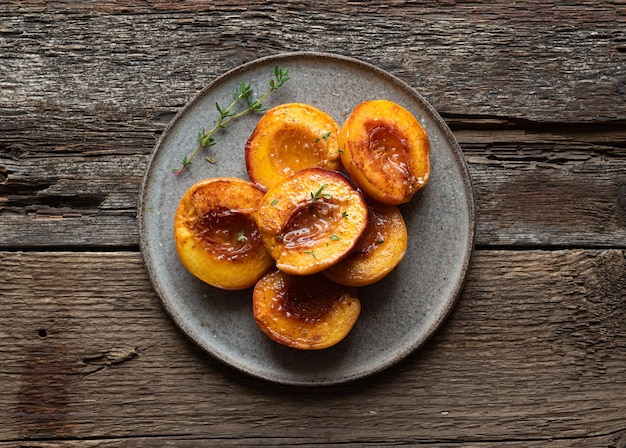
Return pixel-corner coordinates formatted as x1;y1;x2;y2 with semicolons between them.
1;433;626;448
0;154;144;247
1;1;625;128
1;249;624;444
3;127;626;248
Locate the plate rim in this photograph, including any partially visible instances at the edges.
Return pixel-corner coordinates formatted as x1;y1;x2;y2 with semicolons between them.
138;51;476;386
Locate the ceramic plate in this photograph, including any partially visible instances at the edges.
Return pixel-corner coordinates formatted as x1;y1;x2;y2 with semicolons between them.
139;52;475;386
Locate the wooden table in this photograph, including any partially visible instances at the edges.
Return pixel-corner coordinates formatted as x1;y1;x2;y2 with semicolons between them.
2;2;625;446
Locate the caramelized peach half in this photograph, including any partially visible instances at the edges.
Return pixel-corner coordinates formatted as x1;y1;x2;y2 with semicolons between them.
253;270;360;350
324;201;408;286
245;103;341;190
256;168;368;276
174;177;274;290
339;99;430;205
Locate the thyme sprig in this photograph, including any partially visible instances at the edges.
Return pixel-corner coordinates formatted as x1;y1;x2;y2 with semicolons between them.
311;183;330;200
309;183;331;213
173;65;290;175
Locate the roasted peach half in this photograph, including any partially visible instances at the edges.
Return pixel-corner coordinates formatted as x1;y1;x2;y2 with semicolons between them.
174;177;274;290
256;168;368;276
324;201;408;286
245;103;341;190
253;270;361;350
339;99;430;205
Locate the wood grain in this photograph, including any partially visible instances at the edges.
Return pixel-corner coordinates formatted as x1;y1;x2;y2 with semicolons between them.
1;1;625;128
1;250;624;444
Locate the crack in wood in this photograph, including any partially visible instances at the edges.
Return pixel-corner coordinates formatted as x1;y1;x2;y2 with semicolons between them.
80;346;147;378
3;193;108;212
0;175;107;213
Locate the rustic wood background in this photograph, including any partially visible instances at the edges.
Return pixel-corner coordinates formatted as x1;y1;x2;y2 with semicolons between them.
1;1;625;446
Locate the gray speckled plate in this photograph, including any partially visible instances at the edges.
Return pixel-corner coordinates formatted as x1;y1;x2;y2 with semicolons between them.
139;52;475;386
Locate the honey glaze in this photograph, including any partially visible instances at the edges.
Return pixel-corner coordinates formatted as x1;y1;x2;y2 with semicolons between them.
368;125;416;185
281;200;340;249
192;209;262;261
353;205;389;257
277;275;341;322
271;127;324;176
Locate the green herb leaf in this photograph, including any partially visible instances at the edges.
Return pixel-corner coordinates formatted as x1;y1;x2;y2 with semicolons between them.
172;155;192;175
234;81;252;100
304;249;317;259
311;183;330;201
273;65;290;89
315;131;332;143
309;183;331;213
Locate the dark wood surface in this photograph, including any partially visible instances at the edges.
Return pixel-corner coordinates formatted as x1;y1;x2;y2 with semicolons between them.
2;1;625;446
